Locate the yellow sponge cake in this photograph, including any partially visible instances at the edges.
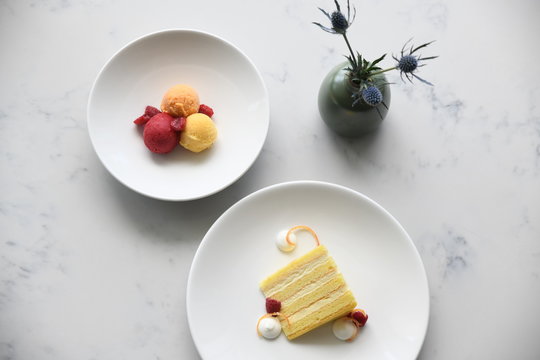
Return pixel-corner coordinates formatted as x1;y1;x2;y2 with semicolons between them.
259;245;357;340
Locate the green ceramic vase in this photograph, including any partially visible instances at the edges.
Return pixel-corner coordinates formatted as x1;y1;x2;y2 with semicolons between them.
318;62;391;138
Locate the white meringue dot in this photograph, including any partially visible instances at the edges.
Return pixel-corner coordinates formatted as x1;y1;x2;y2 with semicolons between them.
276;230;296;252
332;317;356;341
258;316;282;339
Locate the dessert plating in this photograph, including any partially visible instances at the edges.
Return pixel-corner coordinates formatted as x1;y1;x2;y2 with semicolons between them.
258;226;367;341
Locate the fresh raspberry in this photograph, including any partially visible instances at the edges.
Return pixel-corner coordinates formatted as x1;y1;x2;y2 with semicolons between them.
265;298;281;313
145;106;161;117
170;117;186;132
133;114;151;125
198;104;214;118
351;310;368;327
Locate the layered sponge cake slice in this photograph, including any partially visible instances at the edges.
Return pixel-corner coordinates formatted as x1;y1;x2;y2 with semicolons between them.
259;245;357;340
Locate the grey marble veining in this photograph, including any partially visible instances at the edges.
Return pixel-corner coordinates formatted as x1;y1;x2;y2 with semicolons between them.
1;0;540;359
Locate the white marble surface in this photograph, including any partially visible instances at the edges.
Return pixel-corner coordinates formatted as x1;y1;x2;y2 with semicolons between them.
1;0;539;359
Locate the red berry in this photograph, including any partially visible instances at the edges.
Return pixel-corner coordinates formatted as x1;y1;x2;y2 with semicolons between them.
351;310;368;327
198;104;214;117
134;114;151;125
265;298;281;313
170;117;186;132
145;106;161;117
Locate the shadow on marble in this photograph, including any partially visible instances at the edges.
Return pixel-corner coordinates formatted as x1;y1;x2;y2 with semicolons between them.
99;156;264;245
322;115;385;162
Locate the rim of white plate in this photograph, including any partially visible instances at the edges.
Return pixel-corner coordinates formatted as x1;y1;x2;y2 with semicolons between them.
186;180;430;358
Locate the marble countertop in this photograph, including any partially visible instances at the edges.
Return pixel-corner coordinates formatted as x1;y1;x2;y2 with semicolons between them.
1;0;539;359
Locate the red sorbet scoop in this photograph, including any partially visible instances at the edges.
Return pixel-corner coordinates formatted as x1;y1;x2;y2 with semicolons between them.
143;113;178;154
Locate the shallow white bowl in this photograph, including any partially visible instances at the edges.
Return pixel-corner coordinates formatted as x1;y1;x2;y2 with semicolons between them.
87;29;269;200
187;181;429;359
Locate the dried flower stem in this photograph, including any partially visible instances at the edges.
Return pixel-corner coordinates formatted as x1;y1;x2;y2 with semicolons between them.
342;33;357;68
369;66;397;77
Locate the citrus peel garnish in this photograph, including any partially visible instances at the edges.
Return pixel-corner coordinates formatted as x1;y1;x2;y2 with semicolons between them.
352;317;362;326
339;309;367;341
345;322;359;342
256;312;291;336
285;225;320;248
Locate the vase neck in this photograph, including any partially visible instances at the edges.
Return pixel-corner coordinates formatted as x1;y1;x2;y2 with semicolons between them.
341;71;361;94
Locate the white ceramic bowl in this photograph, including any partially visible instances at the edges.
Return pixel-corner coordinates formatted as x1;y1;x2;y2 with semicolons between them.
87;29;269;200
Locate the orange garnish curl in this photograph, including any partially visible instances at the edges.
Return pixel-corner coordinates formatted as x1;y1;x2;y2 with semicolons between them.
346;322;359;342
285;225;320;247
256;313;273;336
351;318;362;328
274;312;291;327
342;308;368;341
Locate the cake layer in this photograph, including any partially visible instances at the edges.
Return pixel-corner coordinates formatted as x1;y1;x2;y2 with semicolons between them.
280;266;337;307
285;290;357;339
260;245;328;292
283;273;346;317
259;245;357;340
264;257;337;301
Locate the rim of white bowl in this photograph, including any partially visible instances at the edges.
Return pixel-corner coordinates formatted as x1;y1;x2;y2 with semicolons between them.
87;28;270;201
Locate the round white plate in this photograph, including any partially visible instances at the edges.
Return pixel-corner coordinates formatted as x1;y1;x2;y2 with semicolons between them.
187;181;429;359
87;29;269;200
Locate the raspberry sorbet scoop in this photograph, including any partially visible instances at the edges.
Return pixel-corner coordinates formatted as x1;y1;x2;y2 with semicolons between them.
143;113;178;154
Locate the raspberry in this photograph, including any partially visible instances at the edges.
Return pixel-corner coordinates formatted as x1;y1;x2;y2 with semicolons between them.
170;117;186;132
145;106;161;117
133;114;151;125
198;104;214;118
265;298;281;313
351;310;368;327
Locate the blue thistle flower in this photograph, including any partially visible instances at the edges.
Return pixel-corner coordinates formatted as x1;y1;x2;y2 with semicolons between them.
351;83;389;119
313;0;356;35
361;86;383;106
331;11;348;32
397;55;418;73
394;39;438;86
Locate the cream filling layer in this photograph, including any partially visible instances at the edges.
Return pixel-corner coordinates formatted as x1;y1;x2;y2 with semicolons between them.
287;297;355;339
281;269;338;308
288;285;348;323
263;253;329;297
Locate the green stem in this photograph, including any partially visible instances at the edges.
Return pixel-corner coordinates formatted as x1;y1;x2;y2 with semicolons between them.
369;66;397;77
342;33;357;68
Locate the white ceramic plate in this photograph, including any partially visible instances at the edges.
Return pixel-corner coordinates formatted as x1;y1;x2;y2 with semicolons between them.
187;181;429;359
87;29;269;200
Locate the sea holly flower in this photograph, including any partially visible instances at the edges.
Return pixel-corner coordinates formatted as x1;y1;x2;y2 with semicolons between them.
351;84;389;118
313;0;358;68
398;55;418;73
361;86;383;106
314;0;439;116
313;0;356;35
394;39;438;85
331;11;348;33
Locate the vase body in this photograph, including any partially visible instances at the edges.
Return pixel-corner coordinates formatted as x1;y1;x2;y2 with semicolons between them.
318;61;391;138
